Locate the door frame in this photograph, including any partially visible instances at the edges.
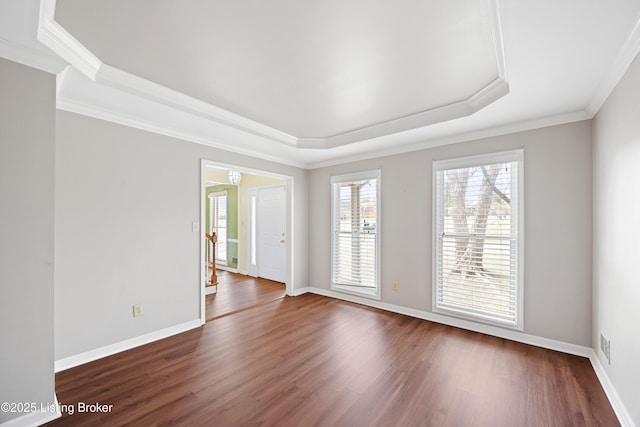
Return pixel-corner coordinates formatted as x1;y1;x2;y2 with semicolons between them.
199;159;294;324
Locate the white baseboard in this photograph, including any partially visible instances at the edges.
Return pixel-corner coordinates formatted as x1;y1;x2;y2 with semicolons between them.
290;286;311;296
302;286;633;427
205;285;217;295
54;319;202;373
589;351;635;427
0;393;61;427
306;286;592;356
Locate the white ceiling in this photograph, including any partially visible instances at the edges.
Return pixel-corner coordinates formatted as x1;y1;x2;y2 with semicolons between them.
2;0;640;168
55;0;502;139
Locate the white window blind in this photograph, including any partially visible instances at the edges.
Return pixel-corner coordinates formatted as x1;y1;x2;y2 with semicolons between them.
433;150;523;329
331;170;381;299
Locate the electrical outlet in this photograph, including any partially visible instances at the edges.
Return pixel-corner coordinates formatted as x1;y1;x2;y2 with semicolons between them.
192;221;199;232
392;281;399;291
133;304;144;318
600;333;610;364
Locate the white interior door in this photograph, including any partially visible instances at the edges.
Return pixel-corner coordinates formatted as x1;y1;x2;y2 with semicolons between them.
258;185;286;283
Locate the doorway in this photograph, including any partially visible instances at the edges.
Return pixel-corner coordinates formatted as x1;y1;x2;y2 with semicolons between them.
200;160;292;323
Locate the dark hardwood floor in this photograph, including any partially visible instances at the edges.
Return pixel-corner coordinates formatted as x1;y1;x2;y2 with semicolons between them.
205;270;286;321
46;293;618;426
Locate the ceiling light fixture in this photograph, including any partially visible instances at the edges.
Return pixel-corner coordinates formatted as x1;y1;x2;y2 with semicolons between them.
227;170;242;185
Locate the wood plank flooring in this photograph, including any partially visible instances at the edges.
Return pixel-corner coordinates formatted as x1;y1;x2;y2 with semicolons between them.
206;270;286;321
46;294;618;426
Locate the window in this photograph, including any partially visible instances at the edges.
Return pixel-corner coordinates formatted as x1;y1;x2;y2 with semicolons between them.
433;150;523;329
331;170;381;299
209;191;228;263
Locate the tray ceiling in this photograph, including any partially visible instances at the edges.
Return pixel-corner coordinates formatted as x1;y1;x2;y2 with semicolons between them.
2;0;640;167
55;0;505;140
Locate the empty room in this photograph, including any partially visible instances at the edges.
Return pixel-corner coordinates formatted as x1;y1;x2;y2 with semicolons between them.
1;0;639;426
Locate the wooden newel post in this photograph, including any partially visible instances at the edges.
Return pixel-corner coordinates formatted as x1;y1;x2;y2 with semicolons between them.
205;232;218;286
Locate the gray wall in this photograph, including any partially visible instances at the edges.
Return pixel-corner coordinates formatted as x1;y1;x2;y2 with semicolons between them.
0;59;56;422
309;121;593;346
593;54;640;423
55;111;308;359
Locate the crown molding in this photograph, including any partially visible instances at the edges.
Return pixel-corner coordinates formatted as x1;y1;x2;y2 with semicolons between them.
322;98;475;149
95;64;299;148
39;0;608;171
56;94;308;169
586;11;640;116
37;0;101;79
489;0;508;82
306;110;590;169
0;38;66;74
300;78;509;150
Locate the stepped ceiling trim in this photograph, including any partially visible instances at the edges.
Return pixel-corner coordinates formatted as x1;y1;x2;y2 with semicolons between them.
40;0;508;149
4;0;632;168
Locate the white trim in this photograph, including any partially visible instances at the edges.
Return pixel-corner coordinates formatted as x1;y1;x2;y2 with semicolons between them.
0;394;61;427
330;169;382;184
0;39;66;74
200;160;207;324
204;161;292;182
290;286;312;296
37;0;101;79
317;94;492;150
586;12;640;115
307;110;590;169
432;148;523;170
95;64;298;148
286;178;295;296
467;77;510;112
488;0;508;83
248;188;259;277
54;319;201;372
56;97;308;169
589;351;636;427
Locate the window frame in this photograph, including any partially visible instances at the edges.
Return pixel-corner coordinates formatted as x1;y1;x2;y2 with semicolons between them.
432;149;524;330
331;170;382;300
